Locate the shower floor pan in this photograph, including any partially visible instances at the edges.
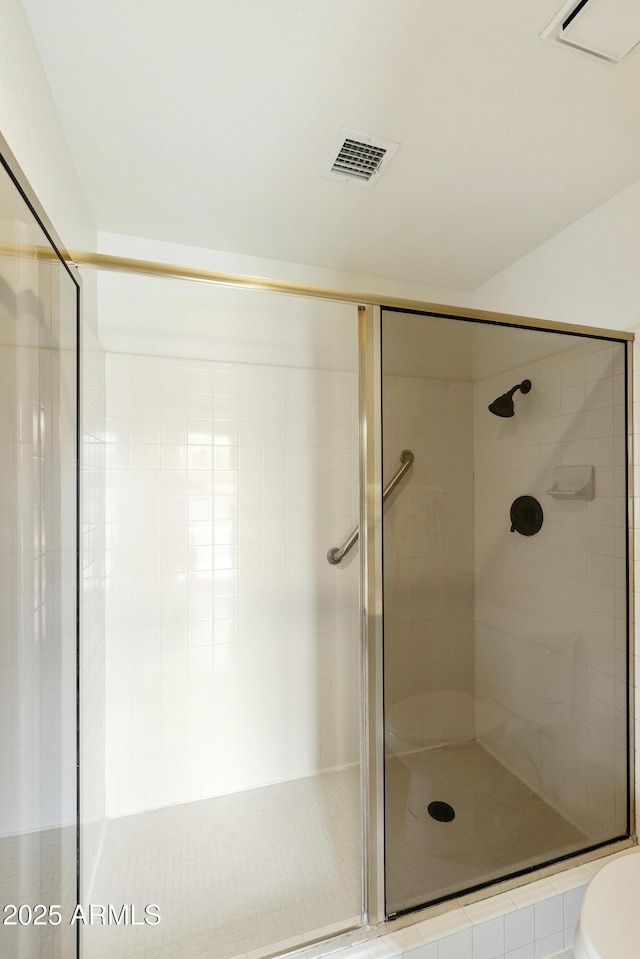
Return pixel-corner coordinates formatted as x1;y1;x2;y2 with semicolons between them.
386;740;588;914
84;767;361;959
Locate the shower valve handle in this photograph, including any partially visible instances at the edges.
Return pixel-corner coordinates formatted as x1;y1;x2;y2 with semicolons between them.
509;495;543;537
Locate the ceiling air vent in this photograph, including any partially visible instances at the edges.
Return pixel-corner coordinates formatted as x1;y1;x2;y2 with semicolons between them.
541;0;640;63
320;128;400;188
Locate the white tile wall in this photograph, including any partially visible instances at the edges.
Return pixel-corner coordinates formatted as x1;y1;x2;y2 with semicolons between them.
473;338;628;839
382;374;475;746
308;855;613;959
104;352;360;816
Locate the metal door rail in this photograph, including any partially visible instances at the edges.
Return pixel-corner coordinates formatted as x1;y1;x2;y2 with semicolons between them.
327;449;414;565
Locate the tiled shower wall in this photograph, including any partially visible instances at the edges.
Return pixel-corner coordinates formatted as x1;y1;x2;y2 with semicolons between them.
382;374;475;746
104;352;360;817
473;339;628;840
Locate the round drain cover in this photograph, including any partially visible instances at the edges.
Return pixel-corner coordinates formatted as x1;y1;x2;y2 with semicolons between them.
428;801;455;822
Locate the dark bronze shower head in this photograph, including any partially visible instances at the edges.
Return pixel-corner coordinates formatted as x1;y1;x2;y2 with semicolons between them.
488;379;531;417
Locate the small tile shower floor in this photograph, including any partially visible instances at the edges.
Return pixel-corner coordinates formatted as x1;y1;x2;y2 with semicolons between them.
84;768;362;959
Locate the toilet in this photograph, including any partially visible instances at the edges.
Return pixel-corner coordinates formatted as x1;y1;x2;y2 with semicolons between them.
574;851;640;959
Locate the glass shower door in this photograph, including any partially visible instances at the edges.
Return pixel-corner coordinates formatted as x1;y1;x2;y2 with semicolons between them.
381;307;629;915
82;273;364;959
0;155;79;956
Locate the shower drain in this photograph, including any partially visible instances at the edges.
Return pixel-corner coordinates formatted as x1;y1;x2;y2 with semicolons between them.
428;801;455;822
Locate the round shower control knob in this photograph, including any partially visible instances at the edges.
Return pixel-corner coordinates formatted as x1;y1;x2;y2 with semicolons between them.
510;495;543;536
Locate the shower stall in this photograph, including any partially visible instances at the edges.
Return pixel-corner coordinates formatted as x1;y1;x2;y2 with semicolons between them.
0;146;633;959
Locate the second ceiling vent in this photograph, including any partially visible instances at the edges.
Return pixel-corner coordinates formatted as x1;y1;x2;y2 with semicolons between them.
320;128;400;188
541;0;640;63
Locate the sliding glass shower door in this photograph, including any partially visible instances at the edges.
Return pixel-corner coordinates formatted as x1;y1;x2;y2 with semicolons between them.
83;272;364;959
0;154;79;956
381;307;629;915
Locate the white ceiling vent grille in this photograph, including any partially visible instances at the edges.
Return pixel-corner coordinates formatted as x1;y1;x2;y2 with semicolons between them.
541;0;640;63
320;129;400;188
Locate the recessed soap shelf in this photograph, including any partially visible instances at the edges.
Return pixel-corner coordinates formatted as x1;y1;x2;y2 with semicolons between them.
546;465;594;500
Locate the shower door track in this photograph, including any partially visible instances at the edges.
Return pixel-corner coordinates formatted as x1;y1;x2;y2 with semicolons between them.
57;249;633;343
3;238;633;344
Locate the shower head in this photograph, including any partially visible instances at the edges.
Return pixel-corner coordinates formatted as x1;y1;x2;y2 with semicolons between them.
488;379;531;417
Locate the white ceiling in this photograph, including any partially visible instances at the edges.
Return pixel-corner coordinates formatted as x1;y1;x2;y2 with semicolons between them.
20;0;640;290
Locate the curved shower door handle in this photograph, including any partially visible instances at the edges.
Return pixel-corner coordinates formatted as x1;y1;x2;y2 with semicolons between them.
327;449;414;565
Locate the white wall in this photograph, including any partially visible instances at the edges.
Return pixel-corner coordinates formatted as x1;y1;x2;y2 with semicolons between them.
471;177;640;334
0;0;98;341
0;0;95;254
